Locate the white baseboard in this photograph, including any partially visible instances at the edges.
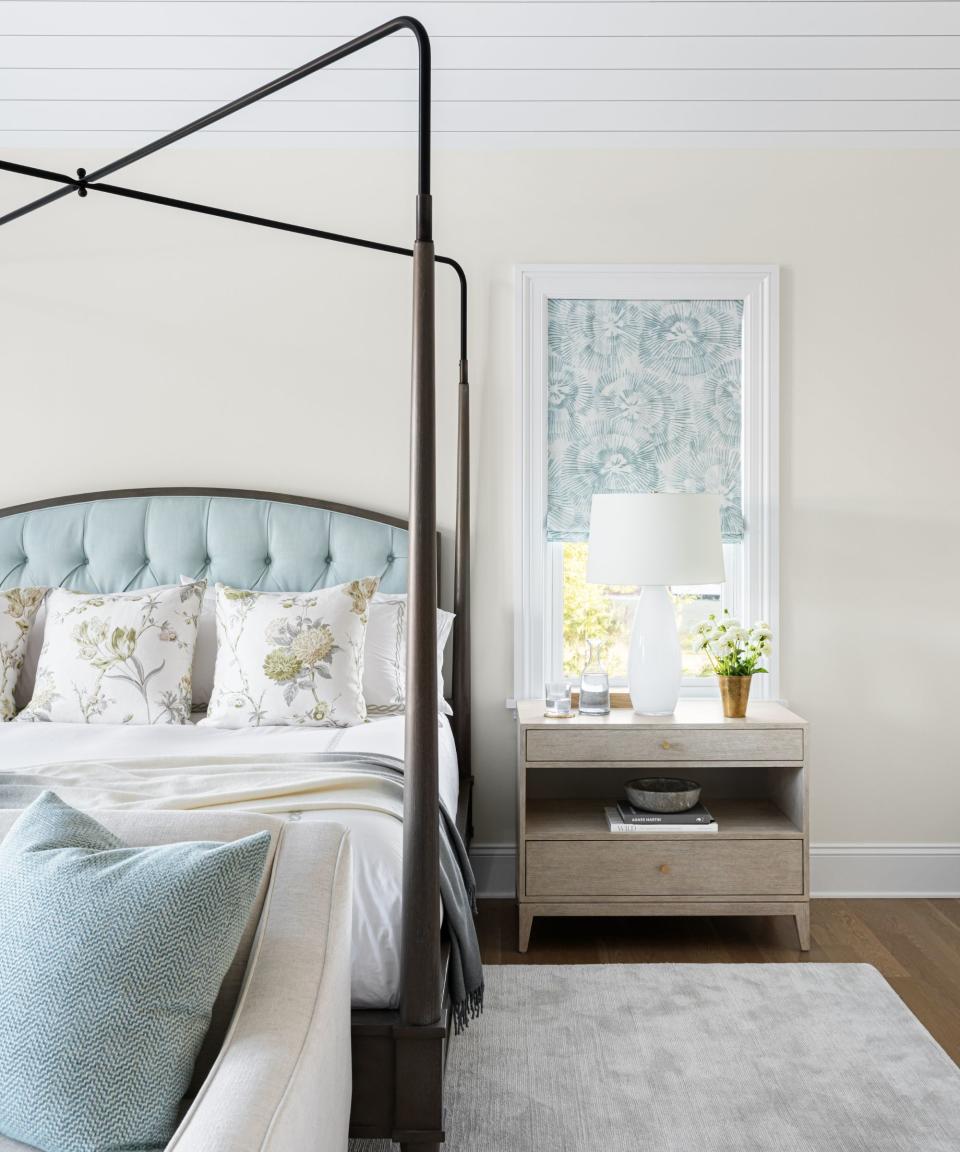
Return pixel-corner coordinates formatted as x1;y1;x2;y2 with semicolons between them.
470;843;960;901
470;844;518;900
810;844;960;898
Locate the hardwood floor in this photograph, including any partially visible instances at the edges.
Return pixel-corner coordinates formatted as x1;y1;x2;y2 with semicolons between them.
477;898;960;1065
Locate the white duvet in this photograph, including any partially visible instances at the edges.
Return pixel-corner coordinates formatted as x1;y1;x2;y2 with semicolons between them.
0;713;460;1010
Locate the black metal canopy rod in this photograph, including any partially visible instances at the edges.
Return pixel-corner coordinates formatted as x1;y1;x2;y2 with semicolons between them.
0;158;468;364
0;15;431;230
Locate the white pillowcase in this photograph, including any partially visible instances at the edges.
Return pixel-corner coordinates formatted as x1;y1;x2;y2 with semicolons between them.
0;588;46;721
201;579;378;728
14;594;47;713
364;593;455;717
17;582;206;725
180;576;216;709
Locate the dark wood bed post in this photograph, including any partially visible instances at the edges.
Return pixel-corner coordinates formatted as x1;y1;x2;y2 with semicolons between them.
452;264;472;796
400;21;444;1152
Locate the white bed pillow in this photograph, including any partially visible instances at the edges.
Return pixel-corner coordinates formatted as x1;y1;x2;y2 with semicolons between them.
17;582;206;725
201;579;378;728
180;576;216;708
364;593;455;717
14;594;47;713
1;588;46;721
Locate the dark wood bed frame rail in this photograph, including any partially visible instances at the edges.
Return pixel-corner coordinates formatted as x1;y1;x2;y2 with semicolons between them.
1;17;468;1150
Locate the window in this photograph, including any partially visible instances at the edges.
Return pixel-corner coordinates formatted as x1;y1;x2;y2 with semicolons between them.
560;541;721;682
515;265;779;703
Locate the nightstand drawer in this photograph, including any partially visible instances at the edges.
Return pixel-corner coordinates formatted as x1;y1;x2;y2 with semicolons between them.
525;839;804;898
524;727;802;764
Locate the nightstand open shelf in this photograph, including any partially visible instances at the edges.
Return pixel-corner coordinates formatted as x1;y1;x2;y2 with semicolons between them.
516;700;810;953
526;798;801;840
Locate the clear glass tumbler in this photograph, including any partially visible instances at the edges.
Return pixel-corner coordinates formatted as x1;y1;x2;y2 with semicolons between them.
544;680;574;718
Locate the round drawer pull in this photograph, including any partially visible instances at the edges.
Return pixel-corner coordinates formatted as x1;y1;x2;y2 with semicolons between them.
661;740;671;750
658;863;671;875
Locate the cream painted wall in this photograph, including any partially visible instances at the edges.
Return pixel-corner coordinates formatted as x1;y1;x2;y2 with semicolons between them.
2;148;959;852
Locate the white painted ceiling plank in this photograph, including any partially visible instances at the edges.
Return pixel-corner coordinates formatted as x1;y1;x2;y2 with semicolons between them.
7;96;960;131
3;0;960;147
3;35;958;71
3;129;958;150
7;67;960;103
7;1;960;37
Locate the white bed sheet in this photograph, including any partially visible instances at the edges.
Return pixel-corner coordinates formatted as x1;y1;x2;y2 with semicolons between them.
0;713;460;1010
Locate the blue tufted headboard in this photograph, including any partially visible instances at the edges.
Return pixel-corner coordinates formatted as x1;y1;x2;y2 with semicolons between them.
0;488;418;595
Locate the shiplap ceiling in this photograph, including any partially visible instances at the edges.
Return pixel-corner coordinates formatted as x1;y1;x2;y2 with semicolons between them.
2;0;960;148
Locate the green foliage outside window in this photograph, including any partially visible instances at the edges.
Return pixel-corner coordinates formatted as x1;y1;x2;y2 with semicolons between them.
561;543;631;679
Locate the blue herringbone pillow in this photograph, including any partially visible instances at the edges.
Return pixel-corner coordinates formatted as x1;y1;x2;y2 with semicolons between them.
0;792;270;1152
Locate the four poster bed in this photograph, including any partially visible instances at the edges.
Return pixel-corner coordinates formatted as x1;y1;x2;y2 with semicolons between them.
0;17;469;1151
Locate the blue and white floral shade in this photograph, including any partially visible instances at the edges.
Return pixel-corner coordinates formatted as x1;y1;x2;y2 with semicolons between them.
546;298;745;543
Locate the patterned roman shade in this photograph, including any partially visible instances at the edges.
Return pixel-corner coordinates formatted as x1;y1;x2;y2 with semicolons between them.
546;298;745;543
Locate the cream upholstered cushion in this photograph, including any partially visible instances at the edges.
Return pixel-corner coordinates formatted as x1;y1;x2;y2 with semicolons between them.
0;1133;34;1151
0;809;353;1152
170;821;352;1152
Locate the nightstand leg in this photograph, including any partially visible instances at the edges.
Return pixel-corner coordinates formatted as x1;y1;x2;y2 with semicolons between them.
518;906;534;953
794;904;811;951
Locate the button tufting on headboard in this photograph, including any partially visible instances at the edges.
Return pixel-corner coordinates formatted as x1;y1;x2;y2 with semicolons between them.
0;491;412;596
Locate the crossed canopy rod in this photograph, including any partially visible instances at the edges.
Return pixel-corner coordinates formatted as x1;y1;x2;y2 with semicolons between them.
0;16;471;1049
0;15;468;362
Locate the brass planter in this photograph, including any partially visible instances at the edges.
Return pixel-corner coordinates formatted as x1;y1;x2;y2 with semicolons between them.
719;675;752;718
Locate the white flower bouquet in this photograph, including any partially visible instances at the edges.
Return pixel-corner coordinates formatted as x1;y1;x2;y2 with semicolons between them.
694;610;772;678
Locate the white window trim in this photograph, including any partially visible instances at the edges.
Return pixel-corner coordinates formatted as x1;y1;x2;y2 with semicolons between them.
514;263;780;704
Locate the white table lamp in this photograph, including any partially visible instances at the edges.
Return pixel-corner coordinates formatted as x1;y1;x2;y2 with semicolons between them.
587;493;725;715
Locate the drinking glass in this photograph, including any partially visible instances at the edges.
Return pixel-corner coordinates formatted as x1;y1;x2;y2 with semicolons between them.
544;681;574;718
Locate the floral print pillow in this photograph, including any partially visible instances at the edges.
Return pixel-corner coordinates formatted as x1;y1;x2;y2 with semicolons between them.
0;588;46;721
17;583;206;725
202;578;378;728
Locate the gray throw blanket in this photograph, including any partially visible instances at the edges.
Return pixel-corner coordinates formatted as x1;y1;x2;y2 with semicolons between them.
0;750;483;1032
335;754;484;1031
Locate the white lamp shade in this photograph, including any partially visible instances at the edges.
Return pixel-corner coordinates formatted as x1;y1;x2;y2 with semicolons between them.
586;493;725;587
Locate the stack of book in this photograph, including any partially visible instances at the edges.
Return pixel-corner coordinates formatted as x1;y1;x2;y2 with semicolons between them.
605;800;718;834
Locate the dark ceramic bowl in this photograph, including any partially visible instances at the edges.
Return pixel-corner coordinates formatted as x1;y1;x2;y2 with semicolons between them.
625;777;701;813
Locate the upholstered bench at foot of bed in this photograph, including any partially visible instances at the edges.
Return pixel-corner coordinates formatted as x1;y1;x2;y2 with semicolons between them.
0;810;353;1152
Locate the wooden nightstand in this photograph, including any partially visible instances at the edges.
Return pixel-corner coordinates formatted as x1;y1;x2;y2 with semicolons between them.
515;700;809;953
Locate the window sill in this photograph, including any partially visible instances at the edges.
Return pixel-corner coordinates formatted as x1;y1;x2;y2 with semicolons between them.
506;686;722;710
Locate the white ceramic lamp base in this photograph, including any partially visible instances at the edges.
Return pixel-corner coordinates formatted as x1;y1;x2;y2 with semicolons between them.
628;585;682;715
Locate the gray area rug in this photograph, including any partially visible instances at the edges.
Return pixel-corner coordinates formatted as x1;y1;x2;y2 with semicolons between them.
350;963;960;1151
